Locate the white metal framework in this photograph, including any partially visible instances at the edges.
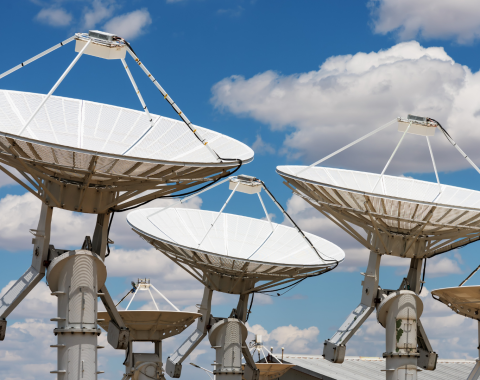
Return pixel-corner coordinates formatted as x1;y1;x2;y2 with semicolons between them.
277;115;480;379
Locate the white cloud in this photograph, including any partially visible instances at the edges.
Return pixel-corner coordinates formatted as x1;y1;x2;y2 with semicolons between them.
0;192;201;252
0;169;21;188
35;7;72;27
103;8;152;40
0;192;95;251
0;281;55;319
247;323;321;354
369;0;480;44
0;319;56;380
82;0;116;30
212;41;480;175
251;134;275;155
424;255;462;277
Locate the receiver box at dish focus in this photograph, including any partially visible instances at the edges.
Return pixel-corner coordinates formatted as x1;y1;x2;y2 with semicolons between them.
75;37;126;60
229;179;262;194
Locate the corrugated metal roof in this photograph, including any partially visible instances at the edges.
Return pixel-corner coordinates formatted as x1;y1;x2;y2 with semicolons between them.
281;355;476;380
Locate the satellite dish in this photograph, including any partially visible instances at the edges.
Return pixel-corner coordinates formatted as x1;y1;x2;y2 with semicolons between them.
242;364;295;380
277;115;480;378
0;30;253;380
245;335;295;380
126;175;344;380
98;279;201;380
0;88;253;214
127;208;343;285
431;266;480;380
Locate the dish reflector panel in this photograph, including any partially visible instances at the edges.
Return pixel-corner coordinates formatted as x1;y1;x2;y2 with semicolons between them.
127;208;344;278
277;165;480;257
0;90;253;164
431;286;480;321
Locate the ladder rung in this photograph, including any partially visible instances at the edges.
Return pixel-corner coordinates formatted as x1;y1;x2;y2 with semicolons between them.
360;272;375;278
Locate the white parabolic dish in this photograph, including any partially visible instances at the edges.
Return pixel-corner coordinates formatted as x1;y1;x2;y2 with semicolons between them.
0;90;253;212
127;208;345;292
431;286;480;321
0;89;253;165
277;165;480;257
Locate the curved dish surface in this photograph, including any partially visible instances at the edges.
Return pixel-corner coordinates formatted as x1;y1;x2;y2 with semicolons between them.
0;89;253;166
241;364;295;380
277;165;480;237
0;90;253;212
97;310;201;332
431;286;480;321
127;208;345;278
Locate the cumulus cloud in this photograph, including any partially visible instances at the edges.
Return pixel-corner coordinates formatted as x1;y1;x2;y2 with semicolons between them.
0;319;56;380
212;41;480;175
0;281;55;320
369;0;480;44
423;255;462;277
251;134;276;155
0;192;201;252
0;192;95;251
247;322;321;354
82;0;116;30
0;169;21;188
35;7;73;27
103;8;152;40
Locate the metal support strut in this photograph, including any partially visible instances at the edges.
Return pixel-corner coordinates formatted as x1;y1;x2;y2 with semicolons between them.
0;203;53;340
166;287;213;378
124;46;219;162
0;35;75;80
323;251;381;363
18;39;91;136
120;58;158;155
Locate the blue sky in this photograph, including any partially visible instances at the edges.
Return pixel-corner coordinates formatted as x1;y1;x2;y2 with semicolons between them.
3;0;480;379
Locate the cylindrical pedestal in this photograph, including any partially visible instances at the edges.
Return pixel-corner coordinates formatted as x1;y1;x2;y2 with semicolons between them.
47;250;107;380
377;290;423;380
125;341;164;380
208;318;248;380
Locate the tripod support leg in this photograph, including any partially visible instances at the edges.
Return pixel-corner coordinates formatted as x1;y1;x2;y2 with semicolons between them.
323;251;381;363
417;318;437;370
236;293;259;380
404;257;438;370
166;287;213;378
0;203;52;340
92;213;129;349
